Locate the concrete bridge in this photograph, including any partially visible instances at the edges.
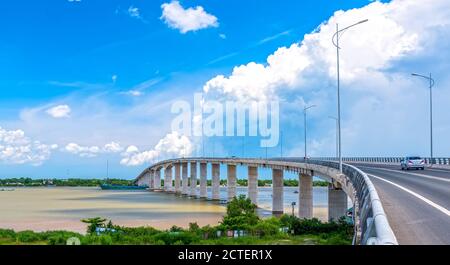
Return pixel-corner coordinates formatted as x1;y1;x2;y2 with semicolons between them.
134;157;398;245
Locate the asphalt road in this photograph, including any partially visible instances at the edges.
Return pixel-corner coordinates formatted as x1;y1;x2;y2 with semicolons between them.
350;163;450;245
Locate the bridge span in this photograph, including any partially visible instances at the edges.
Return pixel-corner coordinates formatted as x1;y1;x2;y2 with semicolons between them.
134;157;398;245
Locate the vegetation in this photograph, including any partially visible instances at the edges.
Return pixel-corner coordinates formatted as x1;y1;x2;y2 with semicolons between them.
1;177;329;188
0;178;133;187
0;195;352;245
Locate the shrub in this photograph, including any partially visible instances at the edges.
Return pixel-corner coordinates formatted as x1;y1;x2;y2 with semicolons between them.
152;231;199;245
169;226;184;232
188;222;200;233
0;229;16;239
99;235;113;245
250;218;280;237
16;231;42;243
221;195;259;230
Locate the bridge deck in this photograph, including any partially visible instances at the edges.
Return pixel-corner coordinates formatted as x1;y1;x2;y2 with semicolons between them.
351;163;450;245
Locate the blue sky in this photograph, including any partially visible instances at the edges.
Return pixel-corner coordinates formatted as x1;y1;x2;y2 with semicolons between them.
1;0;449;179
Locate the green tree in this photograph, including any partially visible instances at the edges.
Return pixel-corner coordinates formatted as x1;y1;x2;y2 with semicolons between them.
81;217;107;234
220;195;259;230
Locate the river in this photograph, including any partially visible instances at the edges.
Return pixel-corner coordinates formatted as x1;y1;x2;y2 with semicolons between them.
0;186;345;233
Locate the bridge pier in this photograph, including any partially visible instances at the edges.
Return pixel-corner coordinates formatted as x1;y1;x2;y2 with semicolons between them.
328;184;348;221
248;166;258;205
299;174;313;219
200;163;207;198
140;172;150;187
190;162;197;197
182;162;188;195
149;171;154;189
227;164;237;201
155;169;161;189
164;166;172;192
272;168;284;215
212;163;220;200
174;163;181;193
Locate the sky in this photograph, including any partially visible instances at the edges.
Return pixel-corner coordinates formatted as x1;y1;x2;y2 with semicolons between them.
0;0;449;179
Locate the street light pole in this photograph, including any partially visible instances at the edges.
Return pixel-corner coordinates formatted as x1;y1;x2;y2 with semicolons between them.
411;73;435;165
332;19;368;173
304;105;316;160
329;116;339;159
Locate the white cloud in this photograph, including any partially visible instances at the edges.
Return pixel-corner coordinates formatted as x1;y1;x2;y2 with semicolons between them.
104;142;123;153
203;0;425;102
119;78;161;97
120;131;193;166
202;0;450;156
0;127;57;166
128;6;141;19
161;1;218;34
121;90;143;97
64;142;123;158
46;105;71;119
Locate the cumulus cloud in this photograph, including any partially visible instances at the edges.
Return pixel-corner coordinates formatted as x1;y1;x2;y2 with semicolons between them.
203;0;426;102
0;127;57;166
46;105;71;118
161;1;218;34
64;142;123;158
120;131;193;166
202;0;450;156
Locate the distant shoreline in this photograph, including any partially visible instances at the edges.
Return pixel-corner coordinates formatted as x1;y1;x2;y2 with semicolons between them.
0;177;329;188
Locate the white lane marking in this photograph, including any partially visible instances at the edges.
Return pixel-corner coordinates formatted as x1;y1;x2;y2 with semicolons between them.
369;174;450;217
358;166;450;183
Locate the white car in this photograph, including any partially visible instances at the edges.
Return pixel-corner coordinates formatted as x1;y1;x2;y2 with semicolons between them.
401;156;425;170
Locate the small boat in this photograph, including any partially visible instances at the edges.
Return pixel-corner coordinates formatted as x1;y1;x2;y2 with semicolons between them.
293;190;299;194
100;184;148;190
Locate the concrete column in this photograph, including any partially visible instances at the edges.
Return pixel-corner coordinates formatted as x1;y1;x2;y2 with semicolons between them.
248;166;258;205
227;164;237;201
328;185;348;221
182;162;188;195
174;163;181;193
149;171;154;189
154;169;161;189
212;164;220;200
190;162;197;197
200;163;207;198
299;174;313;219
164;166;173;192
145;172;151;188
141;173;149;187
272;168;284;215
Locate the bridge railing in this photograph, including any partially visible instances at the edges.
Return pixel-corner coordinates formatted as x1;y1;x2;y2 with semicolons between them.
314;157;450;165
279;158;397;245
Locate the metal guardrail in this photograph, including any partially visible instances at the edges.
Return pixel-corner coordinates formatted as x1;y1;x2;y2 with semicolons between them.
278;158;398;245
314;157;450;165
136;157;398;245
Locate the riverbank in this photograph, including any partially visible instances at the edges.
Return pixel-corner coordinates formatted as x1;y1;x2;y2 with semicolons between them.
0;196;353;245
